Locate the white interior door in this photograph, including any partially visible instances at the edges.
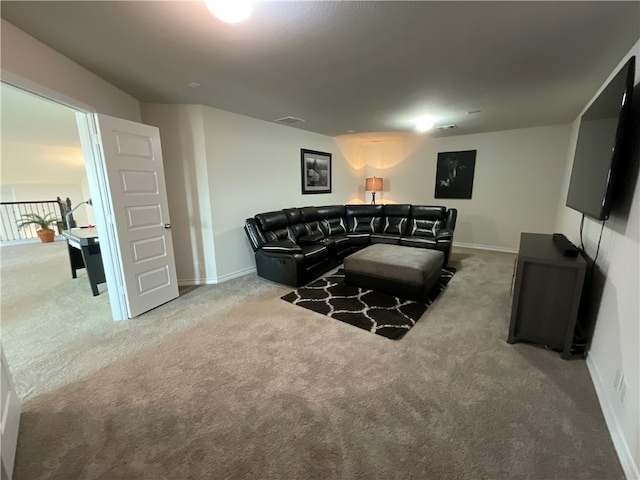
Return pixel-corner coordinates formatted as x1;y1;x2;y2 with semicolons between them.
93;114;179;317
1;344;21;480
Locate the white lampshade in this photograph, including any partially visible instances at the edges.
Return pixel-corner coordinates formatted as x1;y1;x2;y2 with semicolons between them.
365;177;384;192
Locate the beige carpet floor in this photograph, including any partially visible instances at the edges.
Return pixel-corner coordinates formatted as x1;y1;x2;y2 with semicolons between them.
0;241;623;479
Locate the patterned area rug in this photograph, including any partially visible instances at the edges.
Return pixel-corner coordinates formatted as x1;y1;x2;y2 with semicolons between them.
281;267;456;340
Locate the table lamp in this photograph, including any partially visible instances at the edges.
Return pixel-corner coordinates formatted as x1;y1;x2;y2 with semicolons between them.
365;177;383;204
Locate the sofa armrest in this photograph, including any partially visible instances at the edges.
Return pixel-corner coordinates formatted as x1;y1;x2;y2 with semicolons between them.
298;232;325;245
255;245;306;286
260;240;303;254
444;208;457;232
433;209;456;241
244;218;267;252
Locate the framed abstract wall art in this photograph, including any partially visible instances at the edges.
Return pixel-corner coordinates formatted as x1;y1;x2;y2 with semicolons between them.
434;150;477;199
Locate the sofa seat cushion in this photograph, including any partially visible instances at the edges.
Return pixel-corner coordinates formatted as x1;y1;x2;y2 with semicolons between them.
400;236;437;248
325;234;352;257
330;234;350;246
300;244;328;264
370;233;401;245
346;232;371;246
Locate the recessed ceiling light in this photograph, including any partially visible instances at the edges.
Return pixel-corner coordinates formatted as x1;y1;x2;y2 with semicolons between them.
415;116;435;133
187;82;202;89
436;124;457;130
467;109;482;114
204;0;252;24
347;130;355;133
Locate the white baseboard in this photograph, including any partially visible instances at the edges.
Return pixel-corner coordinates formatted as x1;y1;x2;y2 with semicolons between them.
177;266;256;286
586;354;639;480
177;278;217;286
216;266;256;283
453;242;518;254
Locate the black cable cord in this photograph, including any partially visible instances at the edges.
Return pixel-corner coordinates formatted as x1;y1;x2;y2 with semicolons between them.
569;215;607;356
592;218;607;268
571;217;605;357
578;214;605;269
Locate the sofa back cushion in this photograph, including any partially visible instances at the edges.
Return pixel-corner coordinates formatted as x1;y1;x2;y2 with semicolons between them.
256;211;295;243
300;207;319;222
321;217;347;236
345;205;383;233
298;207;324;238
381;204;411;235
317;205;347;236
409;206;447;237
283;208;302;224
317;205;345;219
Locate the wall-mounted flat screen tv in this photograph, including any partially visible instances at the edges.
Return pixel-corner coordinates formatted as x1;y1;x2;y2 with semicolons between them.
565;56;635;220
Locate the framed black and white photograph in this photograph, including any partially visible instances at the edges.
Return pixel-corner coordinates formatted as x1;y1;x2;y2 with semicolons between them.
434;150;477;199
301;149;332;194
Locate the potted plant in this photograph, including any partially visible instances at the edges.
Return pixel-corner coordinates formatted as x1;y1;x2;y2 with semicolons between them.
17;213;59;243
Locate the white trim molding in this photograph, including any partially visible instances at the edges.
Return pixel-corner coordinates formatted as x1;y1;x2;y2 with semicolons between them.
586;355;639;480
178;266;256;286
453;241;519;254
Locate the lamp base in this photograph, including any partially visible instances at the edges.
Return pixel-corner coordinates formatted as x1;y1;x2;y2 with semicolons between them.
371;192;376;205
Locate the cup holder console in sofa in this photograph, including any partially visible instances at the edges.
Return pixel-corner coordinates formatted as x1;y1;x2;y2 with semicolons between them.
244;204;457;287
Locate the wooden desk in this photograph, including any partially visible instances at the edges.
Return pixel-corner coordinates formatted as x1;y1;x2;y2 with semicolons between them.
62;229;106;296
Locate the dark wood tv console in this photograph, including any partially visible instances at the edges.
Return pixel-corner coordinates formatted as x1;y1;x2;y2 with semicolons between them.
508;233;587;359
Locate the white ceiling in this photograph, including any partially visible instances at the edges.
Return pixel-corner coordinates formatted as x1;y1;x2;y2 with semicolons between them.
1;1;639;138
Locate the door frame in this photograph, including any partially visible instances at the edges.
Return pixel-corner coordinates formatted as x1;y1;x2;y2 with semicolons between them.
1;70;129;320
75;114;128;320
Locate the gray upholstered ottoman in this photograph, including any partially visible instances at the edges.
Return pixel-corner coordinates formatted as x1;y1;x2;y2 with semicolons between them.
344;244;444;301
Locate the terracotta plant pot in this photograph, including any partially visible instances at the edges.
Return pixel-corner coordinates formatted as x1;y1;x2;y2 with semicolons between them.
37;228;55;243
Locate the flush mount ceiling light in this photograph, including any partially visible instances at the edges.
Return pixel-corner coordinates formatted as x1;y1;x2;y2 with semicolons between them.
275;116;305;125
415;116;435;133
204;0;253;24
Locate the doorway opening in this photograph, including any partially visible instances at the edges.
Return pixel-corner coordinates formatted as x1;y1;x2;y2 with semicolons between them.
0;82;113;402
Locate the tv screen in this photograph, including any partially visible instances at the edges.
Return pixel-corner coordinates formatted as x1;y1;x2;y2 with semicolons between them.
565;56;635;220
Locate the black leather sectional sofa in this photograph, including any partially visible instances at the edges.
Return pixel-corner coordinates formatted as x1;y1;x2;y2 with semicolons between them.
244;204;457;287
